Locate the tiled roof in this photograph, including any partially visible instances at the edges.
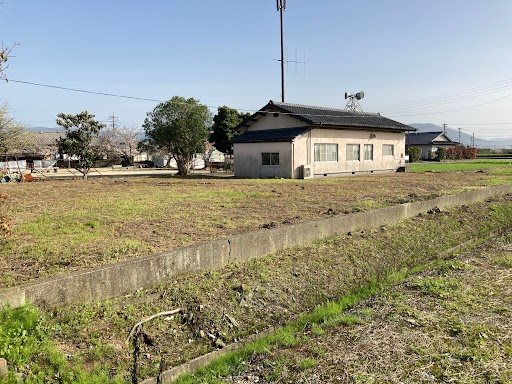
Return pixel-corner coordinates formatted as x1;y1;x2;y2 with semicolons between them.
21;131;64;148
233;127;310;144
256;100;415;132
406;131;457;146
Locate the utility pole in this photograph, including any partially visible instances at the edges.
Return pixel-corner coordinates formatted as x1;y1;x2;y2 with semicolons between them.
108;114;118;131
277;0;286;102
442;123;447;134
472;132;475;148
458;127;462;144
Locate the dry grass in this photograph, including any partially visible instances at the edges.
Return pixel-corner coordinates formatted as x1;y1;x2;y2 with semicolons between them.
0;171;510;287
226;234;512;384
37;196;512;382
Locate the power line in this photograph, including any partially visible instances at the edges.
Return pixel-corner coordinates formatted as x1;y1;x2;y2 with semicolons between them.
376;75;512;110
5;79;165;103
2;78;386;119
390;93;512;117
4;77;512;121
381;82;512;114
444;122;512;126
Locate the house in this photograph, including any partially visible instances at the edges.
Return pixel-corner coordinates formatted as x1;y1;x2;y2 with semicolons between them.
12;131;64;160
232;100;415;178
405;131;458;160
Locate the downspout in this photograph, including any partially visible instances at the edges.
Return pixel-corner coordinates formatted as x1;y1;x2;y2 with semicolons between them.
307;130;312;165
291;141;295;179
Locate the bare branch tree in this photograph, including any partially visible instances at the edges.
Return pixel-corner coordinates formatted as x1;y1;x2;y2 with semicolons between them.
0;43;17;81
99;126;142;165
1;1;19;81
0;103;25;154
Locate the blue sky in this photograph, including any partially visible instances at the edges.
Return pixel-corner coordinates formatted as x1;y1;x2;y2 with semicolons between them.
1;0;512;138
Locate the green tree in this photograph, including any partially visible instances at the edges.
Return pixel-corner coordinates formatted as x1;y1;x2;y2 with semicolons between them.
407;147;422;163
56;111;105;179
0;103;25;154
141;96;211;175
209;106;250;155
436;147;447;161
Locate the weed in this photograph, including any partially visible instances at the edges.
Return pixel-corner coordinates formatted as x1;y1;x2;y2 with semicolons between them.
494;253;512;268
297;357;317;371
0;306;124;383
310;323;325;336
84;220;100;230
410;277;459;298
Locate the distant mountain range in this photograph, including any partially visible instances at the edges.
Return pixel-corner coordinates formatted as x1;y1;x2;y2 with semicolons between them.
408;123;512;149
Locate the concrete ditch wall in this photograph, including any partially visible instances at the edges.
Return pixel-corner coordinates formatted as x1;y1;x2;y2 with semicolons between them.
1;184;511;308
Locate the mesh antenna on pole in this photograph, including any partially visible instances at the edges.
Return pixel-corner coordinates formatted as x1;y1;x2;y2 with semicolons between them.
277;0;286;102
274;1;305;102
344;91;365;113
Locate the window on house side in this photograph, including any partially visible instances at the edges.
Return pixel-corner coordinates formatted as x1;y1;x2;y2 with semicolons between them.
262;152;279;166
314;143;338;162
364;144;373;160
346;144;360;161
383;144;394;156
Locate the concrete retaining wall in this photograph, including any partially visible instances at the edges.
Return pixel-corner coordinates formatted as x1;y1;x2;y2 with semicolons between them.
1;184;511;308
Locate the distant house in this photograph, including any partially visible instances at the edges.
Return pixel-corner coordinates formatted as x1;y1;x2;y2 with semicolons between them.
15;131;64;160
405;131;458;160
232;100;415;178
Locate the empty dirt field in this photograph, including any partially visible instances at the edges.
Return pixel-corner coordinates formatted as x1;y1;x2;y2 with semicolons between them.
0;169;511;287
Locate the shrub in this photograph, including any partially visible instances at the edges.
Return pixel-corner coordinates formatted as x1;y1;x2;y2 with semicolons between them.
447;146;462;160
446;146;477;160
462;147;477;159
436;147;447;161
407;147;422;162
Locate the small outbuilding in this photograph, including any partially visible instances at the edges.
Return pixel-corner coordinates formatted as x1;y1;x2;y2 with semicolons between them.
405;131;458;160
232;100;415;178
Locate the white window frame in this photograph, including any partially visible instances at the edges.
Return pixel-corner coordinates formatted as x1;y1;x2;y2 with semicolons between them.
364;144;373;161
314;143;338;162
261;152;280;166
346;144;360;161
383;144;394;156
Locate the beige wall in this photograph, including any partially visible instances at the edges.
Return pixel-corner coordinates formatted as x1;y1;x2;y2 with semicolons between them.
234;142;293;178
293;128;405;177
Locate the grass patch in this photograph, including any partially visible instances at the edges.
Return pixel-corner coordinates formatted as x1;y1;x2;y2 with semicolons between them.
297;357;317;371
173;271;412;383
409;159;512;173
494;253;512;268
0;306;123;384
221;233;512;383
409;276;459;298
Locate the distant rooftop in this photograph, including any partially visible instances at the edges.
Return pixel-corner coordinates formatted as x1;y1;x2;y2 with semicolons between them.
406;131;457;146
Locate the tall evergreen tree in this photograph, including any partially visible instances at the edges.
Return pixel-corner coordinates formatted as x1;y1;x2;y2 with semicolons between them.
141;96;211;175
209;106;250;155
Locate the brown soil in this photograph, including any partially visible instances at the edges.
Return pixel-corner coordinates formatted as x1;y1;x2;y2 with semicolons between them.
0;172;509;287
